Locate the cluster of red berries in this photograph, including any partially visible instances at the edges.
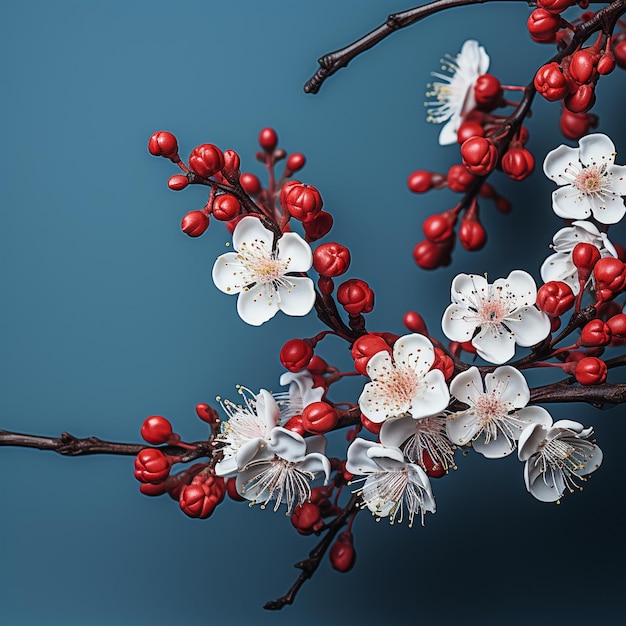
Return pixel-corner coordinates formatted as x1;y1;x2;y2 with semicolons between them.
536;241;626;385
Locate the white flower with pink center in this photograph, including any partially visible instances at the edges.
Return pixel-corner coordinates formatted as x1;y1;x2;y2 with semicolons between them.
426;39;490;146
543;133;626;224
518;418;603;502
212;216;316;326
358;333;450;424
448;366;552;458
442;271;551;364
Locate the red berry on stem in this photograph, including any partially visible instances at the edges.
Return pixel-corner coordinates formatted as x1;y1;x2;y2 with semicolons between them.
501;148;535;181
188;144;224;178
303;211;333;242
594;257;626;299
134;448;171;484
284;414;307;436
403;311;428;334
527;8;561;42
258;127;278;152
613;38;626;69
222;149;241;180
460;137;498;176
580;319;612;346
351;334;392;376
447;164;475;193
195;403;219;424
148;131;179;159
597;51;616;75
413;239;452;270
282;183;323;222
181;210;210;237
301;402;338;435
560;109;598;140
313;242;351;277
569;49;598;84
534;62;571;101
280;338;314;372
474;74;503;109
337;279;374;316
179;476;225;519
564;83;596;114
422;212;456;244
536;281;575;316
286;152;306;173
330;532;356;573
457;121;485;144
459;217;487;251
212;194;241;221
239;172;262;195
574;356;607;385
537;0;573;13
607;313;626;337
168;174;189;191
291;502;323;535
407;170;434;193
141;415;177;446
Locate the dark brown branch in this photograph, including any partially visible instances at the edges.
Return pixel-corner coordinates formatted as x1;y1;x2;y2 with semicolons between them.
530;381;626;406
264;494;360;610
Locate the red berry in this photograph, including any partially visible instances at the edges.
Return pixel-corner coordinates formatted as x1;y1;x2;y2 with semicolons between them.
148;131;178;159
422;212;455;243
534;62;571;101
458;218;487;251
447;163;475;193
607;313;626;337
413;239;452;270
564;83;596;114
501;148;535;182
222;149;241;180
527;9;561;42
537;0;573;13
337;279;374;316
195;403;219;424
212;194;241;221
613;39;626;69
403;311;428;334
239;172;262;195
179;476;225;519
301;402;338;435
141;415;176;446
594;257;626;299
303;211;333;242
460;137;498;176
569;49;597;84
536;281;575;316
188;144;224;178
456;121;485;144
432;347;454;380
181;210;210;237
286;152;306;173
560;108;598;140
580;319;612;347
226;477;246;502
280;338;314;372
597;51;616;75
330;532;356;573
407;170;434;193
284;414;307;436
134;448;171;484
168;174;189;191
291;502;323;535
351;334;391;376
282;183;323;223
574;356;607;385
313;242;351;277
572;242;601;279
474;74;503;109
258;127;278;152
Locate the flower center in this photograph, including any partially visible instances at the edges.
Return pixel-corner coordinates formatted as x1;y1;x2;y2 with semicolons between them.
475;296;509;326
570;164;611;197
404;414;456;471
380;366;423;415
237;241;289;284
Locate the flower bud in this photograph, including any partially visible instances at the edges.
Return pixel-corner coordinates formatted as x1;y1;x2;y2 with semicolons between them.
474;74;503;109
351;334;392;376
458;217;487;251
596;51;616;75
580;319;612;347
574;356;607;385
286;152;306;173
284;414;307;436
148;131;178;159
212;194;241;221
239;172;262;195
534;62;571;101
258;127;278;152
141;415;178;446
501;147;535;181
301;402;338;435
361;413;381;435
412;239;452;270
431;347;454;380
422;212;456;243
569;49;598;84
179;476;226;519
139;481;170;497
460;137;498;176
403;311;428;334
613;38;626;69
222;149;241;180
313;242;351;277
564;83;596;114
303;211;333;242
457;121;485;144
181;211;210;237
536;281;575;316
559;109;598;140
330;531;356;573
447;163;475;193
607;313;626;337
280;338;314;372
282;183;323;223
134;448;171;484
527;8;561;42
291;502;323;535
572;242;601;283
407;170;434;193
594;257;626;299
188;144;224;178
537;0;573;13
168;174;189;191
337;279;374;316
195;403;219;425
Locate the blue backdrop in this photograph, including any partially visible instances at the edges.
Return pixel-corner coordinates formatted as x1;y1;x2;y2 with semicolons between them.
1;1;624;624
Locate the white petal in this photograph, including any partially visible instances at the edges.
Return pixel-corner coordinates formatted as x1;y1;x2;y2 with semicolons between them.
450;367;483;405
232;215;273;252
607;164;626;195
450;273;489;303
552;419;585;433
446;410;481;446
212;252;247;294
438;118;460;146
346;438;383;475
498;270;538;308
276;276;316;317
484;366;530;408
256;389;280;433
578;133;616;168
589;192;626;225
298;452;331;482
269;427;307;462
543;143;580;184
276;232;313;273
514;405;553;429
365;351;393;381
236;437;272;469
214;455;238;477
577;443;603;476
518;423;549;461
358;381;400;423
392;333;435;377
379;416;418;448
304;435;327;456
525;458;565;502
472;325;515;364
236;285;279;326
441;303;475;341
367;445;406;467
472;433;515;458
552;186;592;220
505;306;551;347
410;369;450;419
540;253;579;294
236;463;271;502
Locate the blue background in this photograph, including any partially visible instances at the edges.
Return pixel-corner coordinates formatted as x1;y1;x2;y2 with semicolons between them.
1;1;624;624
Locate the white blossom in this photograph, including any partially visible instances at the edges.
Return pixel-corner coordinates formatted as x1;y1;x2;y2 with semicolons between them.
518;419;603;502
212;216;316;326
448;366;552;458
358;333;450;424
543;133;626;224
346;438;435;527
540;220;618;295
442;271;551;364
425;40;490;145
274;370;324;424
